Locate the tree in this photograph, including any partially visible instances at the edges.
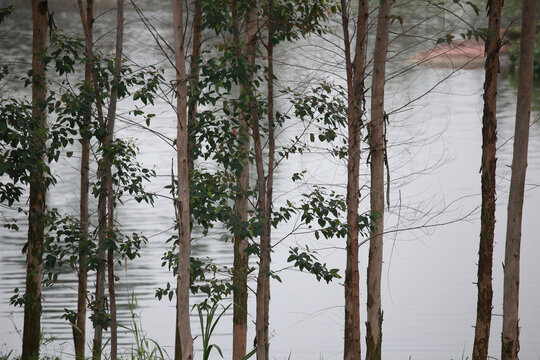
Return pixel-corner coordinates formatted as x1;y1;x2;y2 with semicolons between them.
21;1;49;359
74;0;93;358
366;0;393;358
472;0;502;358
173;0;194;358
104;0;125;358
230;1;252;357
501;0;537;357
341;0;368;358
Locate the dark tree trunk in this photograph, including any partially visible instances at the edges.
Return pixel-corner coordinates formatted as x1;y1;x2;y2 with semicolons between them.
21;2;48;359
472;0;502;358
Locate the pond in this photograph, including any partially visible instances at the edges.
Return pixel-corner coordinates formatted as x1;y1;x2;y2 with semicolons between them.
1;2;539;359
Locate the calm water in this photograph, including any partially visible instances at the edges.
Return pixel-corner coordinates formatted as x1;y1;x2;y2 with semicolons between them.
1;3;539;360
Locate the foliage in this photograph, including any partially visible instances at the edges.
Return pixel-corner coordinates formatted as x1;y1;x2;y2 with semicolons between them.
287;247;341;283
197;302;229;360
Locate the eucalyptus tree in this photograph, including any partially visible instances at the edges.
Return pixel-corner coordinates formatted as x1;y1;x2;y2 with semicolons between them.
230;1;254;356
173;0;194;358
472;0;503;358
21;1;49;359
74;1;110;357
74;0;94;357
102;0;125;357
366;0;393;357
501;0;537;357
339;0;368;358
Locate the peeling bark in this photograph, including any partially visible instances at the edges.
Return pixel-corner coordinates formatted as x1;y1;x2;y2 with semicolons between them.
472;0;501;358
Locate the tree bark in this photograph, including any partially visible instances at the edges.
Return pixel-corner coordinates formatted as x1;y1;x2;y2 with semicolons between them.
74;0;99;360
262;2;275;357
342;0;368;359
501;0;536;357
104;0;124;358
366;0;392;359
231;1;250;357
73;0;93;360
187;0;202;171
250;17;269;360
75;1;93;356
21;2;48;359
93;134;107;360
173;0;194;359
472;0;502;358
175;2;201;357
76;2;108;358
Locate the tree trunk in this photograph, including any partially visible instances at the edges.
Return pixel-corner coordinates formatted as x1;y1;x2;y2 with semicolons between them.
366;0;392;359
263;2;275;356
75;2;108;359
188;0;202;161
173;0;194;358
75;1;93;357
231;0;250;357
175;2;201;358
238;6;271;359
342;0;368;358
253;90;268;360
501;0;536;357
21;2;48;359
105;1;124;358
187;0;202;175
77;1;108;357
93;145;107;360
472;0;502;358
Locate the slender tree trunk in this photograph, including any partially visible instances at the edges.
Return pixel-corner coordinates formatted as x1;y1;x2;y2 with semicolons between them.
501;0;536;357
253;93;268;360
21;2;48;359
187;0;202;175
238;7;271;359
472;0;502;358
173;0;193;359
262;2;275;357
366;0;392;359
249;9;269;358
342;0;368;358
231;0;250;357
77;2;108;358
76;2;107;358
93;142;107;360
174;2;201;358
104;1;124;358
75;1;93;356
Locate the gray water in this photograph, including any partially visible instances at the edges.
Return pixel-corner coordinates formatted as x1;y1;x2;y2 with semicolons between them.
1;3;539;360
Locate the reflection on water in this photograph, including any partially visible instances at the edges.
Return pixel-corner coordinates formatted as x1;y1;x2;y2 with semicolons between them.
1;3;540;360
